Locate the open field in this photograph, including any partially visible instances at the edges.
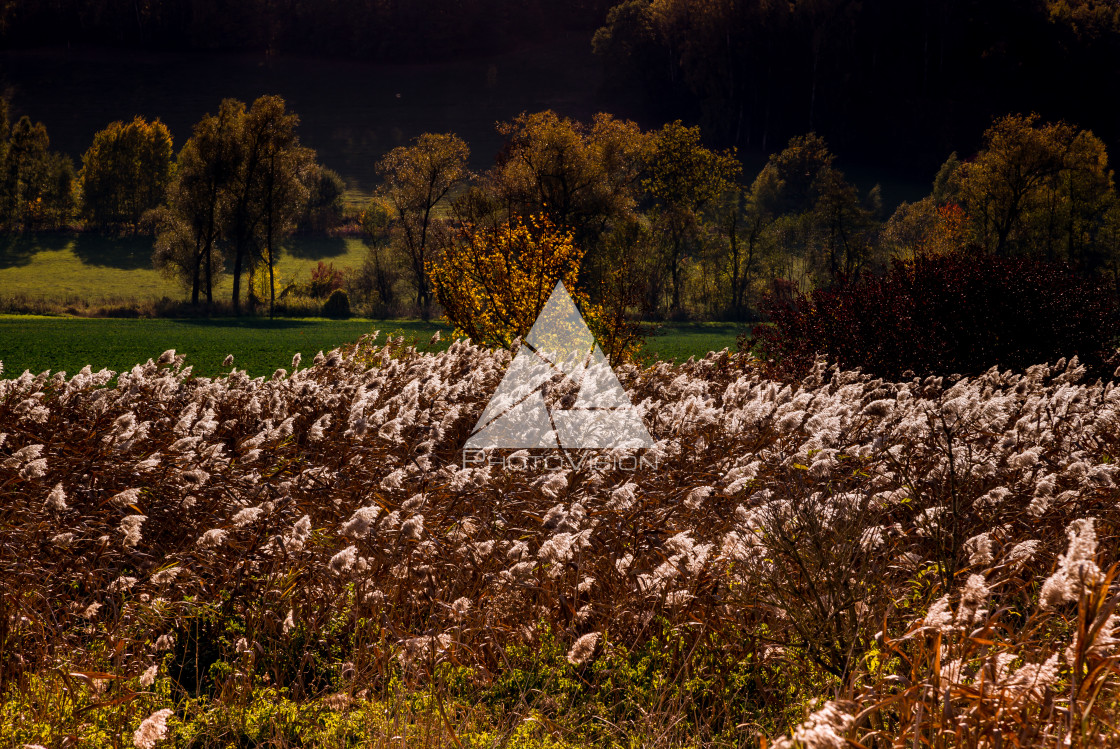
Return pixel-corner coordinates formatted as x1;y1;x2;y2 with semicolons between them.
641;322;747;362
0;317;449;378
0;316;747;377
0;230;749;378
0;233;368;304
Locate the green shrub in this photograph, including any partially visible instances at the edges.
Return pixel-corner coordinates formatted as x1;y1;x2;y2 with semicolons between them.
322;289;351;319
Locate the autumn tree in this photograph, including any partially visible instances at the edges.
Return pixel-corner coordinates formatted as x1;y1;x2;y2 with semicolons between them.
255;136;314;317
148;204;213;298
592;218;661;349
428;214;643;362
751;133;836;216
882;199;967;259
376;132;470;318
808;170;882;280
882;153;968;259
0;104;75;231
145;100;242;305
221;95;305;314
747;132;881;288
488;111;649;254
428;214;579;347
225;97;269;313
642;120;741;314
146;95;319;310
958;114;1115;267
300;165;345;231
0;115;52;230
722;189;761;318
434;112;652;319
356;198;402;314
79;116;173;232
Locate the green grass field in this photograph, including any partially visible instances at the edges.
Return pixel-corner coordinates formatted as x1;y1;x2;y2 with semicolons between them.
0;317;747;378
0;233;368;304
0;317;444;378
0;230;749;378
642;322;746;362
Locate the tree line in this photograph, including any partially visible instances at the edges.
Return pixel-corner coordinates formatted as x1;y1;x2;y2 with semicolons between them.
145;96;344;313
364;109;1120;326
369;113;757;323
0;94;344;315
0;100;76;232
4;94;1120;324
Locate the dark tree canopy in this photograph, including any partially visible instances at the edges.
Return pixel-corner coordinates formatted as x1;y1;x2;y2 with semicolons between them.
593;0;1120;172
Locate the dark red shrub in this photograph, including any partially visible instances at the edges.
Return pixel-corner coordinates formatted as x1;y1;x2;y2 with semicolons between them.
307;261;345;299
751;252;1120;380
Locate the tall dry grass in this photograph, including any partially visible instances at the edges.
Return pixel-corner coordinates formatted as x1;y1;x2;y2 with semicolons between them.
0;338;1118;746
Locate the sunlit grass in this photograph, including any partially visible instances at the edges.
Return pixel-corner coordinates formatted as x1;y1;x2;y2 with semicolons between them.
0;233;368;304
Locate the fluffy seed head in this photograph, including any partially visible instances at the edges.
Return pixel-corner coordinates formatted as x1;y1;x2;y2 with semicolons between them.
133;708;172;749
567;632;600;665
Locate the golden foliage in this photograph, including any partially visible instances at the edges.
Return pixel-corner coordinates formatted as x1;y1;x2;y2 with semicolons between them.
428;214;642;362
79;116;173;230
957;113;1113;260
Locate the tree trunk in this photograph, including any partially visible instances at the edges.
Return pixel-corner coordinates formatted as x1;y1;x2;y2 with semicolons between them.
232;240;245;315
191;238;202;306
670;245;682;315
267;194;275;319
728;210;741;314
204;239;212;305
268;252;275;318
204;195;217;305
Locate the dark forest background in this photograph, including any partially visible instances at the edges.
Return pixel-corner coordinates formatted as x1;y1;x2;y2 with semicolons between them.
3;0;1119;174
4;0;1120;343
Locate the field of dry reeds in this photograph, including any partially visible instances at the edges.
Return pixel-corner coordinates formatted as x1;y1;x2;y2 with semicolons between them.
1;335;1118;747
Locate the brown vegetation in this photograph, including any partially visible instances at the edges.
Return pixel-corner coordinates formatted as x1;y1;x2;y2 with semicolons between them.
1;340;1118;745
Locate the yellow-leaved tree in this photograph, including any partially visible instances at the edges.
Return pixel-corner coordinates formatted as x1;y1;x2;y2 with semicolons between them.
79;116;173;232
428;214;643;363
